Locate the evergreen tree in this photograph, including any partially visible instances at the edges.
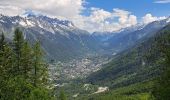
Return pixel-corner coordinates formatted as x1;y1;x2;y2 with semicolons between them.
33;41;48;87
21;41;33;79
0;32;14;79
13;28;24;74
0;29;53;100
0;32;5;69
0;43;15;98
0;32;5;51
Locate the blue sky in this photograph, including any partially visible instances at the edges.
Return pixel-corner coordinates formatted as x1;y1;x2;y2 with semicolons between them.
85;0;170;17
0;0;169;32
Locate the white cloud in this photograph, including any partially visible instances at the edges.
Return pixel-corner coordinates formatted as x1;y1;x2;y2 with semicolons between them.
142;13;166;24
128;15;138;26
73;8;138;32
154;0;170;3
0;0;85;18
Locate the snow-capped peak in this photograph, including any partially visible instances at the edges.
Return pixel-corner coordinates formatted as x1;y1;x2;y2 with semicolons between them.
19;18;35;27
118;23;145;33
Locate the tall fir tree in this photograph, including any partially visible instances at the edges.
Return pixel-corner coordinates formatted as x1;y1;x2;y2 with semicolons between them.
21;41;33;79
0;32;5;51
0;29;52;100
33;41;48;87
0;33;5;69
0;33;14;79
13;28;24;75
0;43;15;98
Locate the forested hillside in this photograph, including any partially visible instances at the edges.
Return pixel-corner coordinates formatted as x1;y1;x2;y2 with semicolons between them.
0;28;54;99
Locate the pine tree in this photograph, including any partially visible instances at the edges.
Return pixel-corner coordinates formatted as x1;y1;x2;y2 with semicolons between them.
13;28;24;74
0;32;5;69
0;43;15;98
0;32;5;51
20;41;33;79
33;41;48;87
0;29;52;100
0;32;14;79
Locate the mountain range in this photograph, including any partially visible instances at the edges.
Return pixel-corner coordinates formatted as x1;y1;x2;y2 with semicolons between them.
1;14;170;62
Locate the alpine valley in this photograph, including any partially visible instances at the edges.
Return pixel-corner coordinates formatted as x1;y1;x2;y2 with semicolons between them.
1;14;170;100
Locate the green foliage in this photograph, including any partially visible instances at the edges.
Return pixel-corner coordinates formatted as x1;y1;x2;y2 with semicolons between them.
1;76;33;100
59;89;67;100
152;30;170;100
13;28;25;74
29;87;54;100
32;41;48;87
0;29;53;100
21;41;33;78
83;81;154;100
0;32;5;51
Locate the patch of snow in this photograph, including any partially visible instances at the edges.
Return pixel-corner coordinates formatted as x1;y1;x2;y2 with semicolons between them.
26;20;35;27
68;22;74;27
48;27;55;34
19;20;27;26
59;24;74;31
19;19;35;27
38;21;44;29
93;87;109;94
37;21;55;34
0;20;5;23
12;20;19;24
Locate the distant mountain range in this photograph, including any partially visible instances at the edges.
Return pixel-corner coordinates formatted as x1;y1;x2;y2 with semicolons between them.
98;17;170;54
0;14;170;61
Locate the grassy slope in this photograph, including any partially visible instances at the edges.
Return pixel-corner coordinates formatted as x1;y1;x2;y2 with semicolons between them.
84;81;154;100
